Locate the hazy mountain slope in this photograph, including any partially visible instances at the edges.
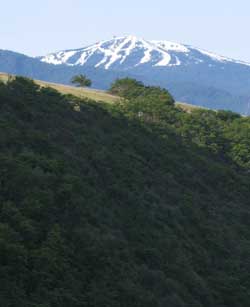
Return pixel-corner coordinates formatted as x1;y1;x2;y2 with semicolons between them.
0;49;128;88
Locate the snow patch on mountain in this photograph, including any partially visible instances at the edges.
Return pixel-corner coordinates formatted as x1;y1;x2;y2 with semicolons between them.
152;40;189;53
195;47;250;66
42;50;77;65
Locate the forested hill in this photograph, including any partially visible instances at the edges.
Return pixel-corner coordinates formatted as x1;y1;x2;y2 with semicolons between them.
1;77;250;307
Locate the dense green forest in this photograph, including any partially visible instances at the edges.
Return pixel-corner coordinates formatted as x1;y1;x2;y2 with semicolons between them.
0;77;250;307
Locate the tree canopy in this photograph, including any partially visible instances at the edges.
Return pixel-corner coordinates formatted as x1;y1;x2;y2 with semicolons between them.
109;77;174;105
71;74;92;87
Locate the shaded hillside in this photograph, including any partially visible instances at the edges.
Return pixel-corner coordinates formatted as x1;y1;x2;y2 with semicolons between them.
0;77;250;307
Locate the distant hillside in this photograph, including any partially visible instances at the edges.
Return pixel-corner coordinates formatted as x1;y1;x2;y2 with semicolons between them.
0;49;128;88
0;76;250;307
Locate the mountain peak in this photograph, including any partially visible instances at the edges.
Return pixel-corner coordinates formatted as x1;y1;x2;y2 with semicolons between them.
40;35;250;70
40;35;187;68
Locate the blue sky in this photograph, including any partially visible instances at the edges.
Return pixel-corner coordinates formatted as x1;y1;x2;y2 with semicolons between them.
1;0;250;61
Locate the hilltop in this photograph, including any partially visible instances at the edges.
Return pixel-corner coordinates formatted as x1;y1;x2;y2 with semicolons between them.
0;73;200;112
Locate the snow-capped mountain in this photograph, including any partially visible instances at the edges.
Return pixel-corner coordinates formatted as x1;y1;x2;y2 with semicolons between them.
40;35;250;70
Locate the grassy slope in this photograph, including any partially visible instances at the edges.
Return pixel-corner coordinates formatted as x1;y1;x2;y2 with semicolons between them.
176;101;203;112
0;72;200;111
0;72;119;104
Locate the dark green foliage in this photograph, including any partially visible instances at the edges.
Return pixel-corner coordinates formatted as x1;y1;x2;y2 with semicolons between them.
0;77;250;307
109;77;145;98
71;74;92;87
109;78;174;104
171;109;250;169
